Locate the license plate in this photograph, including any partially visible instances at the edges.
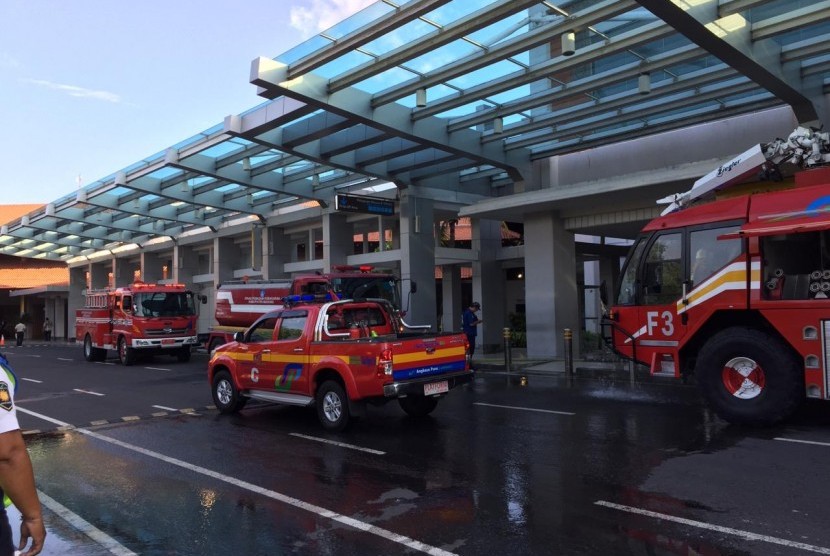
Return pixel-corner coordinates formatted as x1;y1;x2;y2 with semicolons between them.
162;339;175;345
424;380;449;396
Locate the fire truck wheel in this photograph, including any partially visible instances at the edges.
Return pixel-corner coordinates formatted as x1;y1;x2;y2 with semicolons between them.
208;337;225;354
212;370;246;414
398;395;439;417
176;347;191;363
317;380;350;432
83;335;105;362
696;327;803;426
118;336;136;366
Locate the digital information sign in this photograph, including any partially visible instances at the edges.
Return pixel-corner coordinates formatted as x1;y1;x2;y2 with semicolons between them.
335;193;395;216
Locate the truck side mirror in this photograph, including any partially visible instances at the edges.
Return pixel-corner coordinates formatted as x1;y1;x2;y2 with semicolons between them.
199;295;208;304
233;331;244;342
410;282;417;294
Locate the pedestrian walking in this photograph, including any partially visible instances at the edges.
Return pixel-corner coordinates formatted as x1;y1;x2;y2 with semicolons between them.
462;302;482;368
12;323;25;348
41;320;51;343
0;352;46;555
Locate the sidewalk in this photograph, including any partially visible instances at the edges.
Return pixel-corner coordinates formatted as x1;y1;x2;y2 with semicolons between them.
471;350;665;382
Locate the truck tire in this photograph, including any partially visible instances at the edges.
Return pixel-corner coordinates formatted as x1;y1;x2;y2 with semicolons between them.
118;336;135;366
696;327;803;426
83;334;105;362
317;380;350;432
398;395;439;417
208;337;225;354
176;347;191;363
212;370;246;414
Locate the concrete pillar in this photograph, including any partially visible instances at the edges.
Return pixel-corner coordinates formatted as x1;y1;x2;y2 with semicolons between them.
441;265;462;333
323;212;352;272
264;227;291;279
524;212;579;358
472;219;505;354
398;192;436;327
213;237;235;287
174;245;198;286
68;267;87;341
90;263;109;290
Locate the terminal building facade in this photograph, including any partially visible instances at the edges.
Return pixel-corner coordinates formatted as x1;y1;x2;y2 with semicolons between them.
1;1;826;358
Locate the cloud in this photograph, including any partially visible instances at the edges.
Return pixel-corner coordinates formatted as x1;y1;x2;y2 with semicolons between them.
0;53;19;69
23;79;122;103
290;0;376;38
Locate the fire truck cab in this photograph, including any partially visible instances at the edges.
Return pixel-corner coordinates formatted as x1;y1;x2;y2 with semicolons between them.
76;281;201;365
606;127;830;425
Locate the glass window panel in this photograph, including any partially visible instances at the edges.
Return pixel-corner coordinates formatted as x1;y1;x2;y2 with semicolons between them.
642;233;683;306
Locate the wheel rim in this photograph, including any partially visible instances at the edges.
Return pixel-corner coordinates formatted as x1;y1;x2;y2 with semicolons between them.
721;356;766;399
84;338;91;357
216;379;232;405
119;339;126;360
323;391;342;422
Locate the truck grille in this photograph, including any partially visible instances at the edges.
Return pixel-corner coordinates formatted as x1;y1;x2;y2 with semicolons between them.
145;327;189;336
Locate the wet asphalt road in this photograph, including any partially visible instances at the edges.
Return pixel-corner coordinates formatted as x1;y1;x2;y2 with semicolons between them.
4;343;830;555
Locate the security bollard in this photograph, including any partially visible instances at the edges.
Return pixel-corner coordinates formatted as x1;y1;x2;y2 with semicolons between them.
503;327;512;373
564;328;573;375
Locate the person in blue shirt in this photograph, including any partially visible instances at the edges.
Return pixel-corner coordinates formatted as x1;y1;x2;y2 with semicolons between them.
461;302;482;364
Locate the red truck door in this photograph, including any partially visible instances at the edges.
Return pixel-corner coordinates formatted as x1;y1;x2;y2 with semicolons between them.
236;316;280;389
633;231;686;375
271;310;310;395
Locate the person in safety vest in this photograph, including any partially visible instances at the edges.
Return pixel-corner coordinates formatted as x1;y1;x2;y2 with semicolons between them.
0;353;45;555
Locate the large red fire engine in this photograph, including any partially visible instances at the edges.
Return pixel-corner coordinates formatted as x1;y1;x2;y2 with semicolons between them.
76;281;201;365
605;126;830;425
206;266;403;352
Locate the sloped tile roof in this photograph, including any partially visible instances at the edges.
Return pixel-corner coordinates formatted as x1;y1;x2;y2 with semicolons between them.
0;205;43;226
0;267;69;289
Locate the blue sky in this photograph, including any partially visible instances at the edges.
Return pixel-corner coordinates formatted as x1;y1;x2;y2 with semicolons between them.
0;0;374;203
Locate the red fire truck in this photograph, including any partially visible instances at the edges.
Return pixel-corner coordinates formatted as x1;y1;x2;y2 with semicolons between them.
605;126;830;425
76;281;201;365
206;266;404;352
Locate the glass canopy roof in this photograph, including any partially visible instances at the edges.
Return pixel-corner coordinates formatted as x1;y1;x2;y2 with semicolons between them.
2;0;829;261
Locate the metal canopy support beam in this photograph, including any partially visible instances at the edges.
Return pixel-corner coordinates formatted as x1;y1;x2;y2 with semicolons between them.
634;0;820;124
164;148;327;209
226;114;396;194
531;93;780;159
419;19;674;121
374;0;639;109
500;66;743;149
287;0;451;79
251;58;530;184
328;0;540;93
450;44;704;134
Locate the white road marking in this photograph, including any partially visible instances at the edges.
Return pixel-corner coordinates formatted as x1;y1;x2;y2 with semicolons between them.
94;362;116;366
595;500;830;554
152;405;178;412
289;433;386;455
474;402;575;416
17;407;457;556
57;357;74;361
21;378;42;383
144;367;170;371
35;490;137;555
775;437;830;448
74;389;105;396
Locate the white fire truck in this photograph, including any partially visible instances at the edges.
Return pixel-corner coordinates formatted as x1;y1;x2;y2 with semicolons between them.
76;281;201;365
605;126;830;425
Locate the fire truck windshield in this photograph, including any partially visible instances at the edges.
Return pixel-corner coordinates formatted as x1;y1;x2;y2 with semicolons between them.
133;292;197;318
331;277;400;308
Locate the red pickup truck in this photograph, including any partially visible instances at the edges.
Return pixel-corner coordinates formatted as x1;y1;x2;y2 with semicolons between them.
208;298;472;431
